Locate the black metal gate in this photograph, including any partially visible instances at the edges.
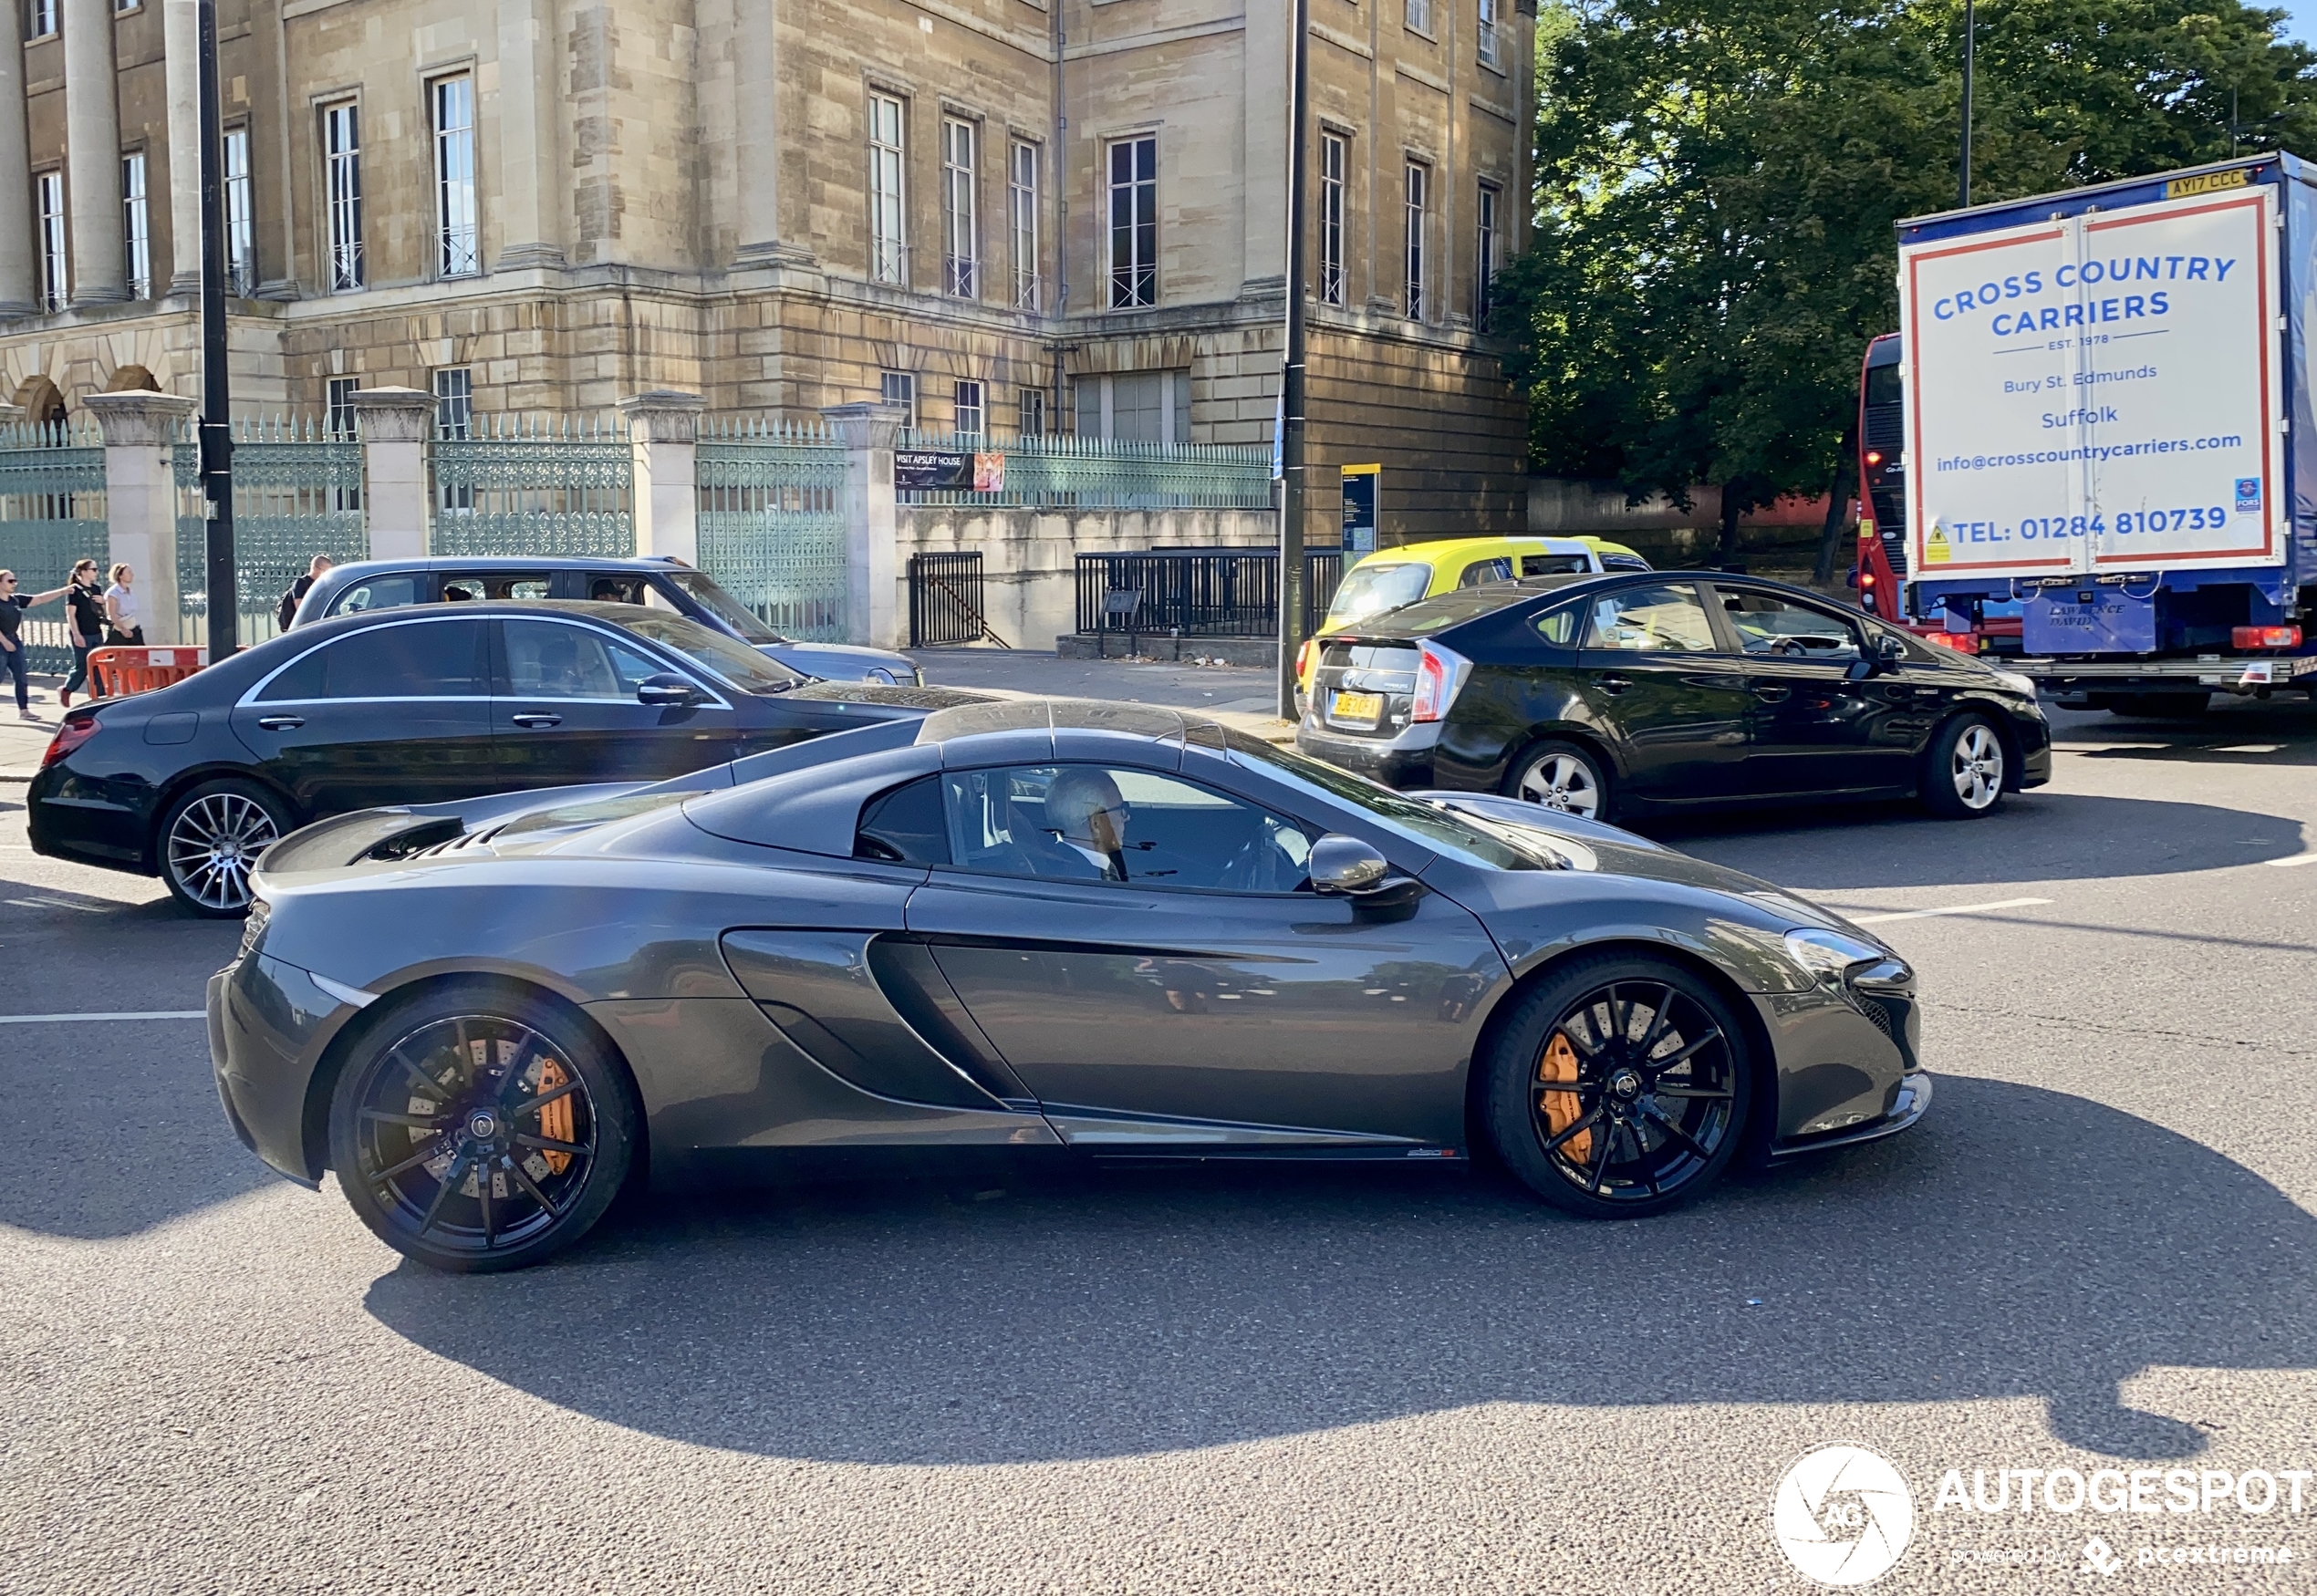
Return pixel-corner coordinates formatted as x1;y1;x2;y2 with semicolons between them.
908;551;1008;647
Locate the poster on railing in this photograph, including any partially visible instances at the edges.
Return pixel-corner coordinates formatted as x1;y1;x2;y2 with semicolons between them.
896;450;1006;492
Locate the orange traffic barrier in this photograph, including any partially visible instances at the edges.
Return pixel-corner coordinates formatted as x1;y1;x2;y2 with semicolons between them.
88;645;209;699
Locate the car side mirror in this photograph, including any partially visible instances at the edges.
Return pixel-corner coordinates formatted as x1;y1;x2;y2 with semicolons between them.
1309;834;1390;895
636;673;702;707
1851;633;1907;680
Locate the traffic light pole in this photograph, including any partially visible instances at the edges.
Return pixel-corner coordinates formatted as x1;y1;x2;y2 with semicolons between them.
196;0;236;661
1274;0;1311;719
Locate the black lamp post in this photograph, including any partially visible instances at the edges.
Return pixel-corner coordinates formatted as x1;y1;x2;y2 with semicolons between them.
196;0;236;661
1958;0;1976;209
1275;0;1312;718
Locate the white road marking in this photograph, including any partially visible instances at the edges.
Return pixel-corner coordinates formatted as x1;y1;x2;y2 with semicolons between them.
2264;853;2317;869
0;1010;204;1024
5;896;105;911
2208;743;2284;754
1850;896;2052;925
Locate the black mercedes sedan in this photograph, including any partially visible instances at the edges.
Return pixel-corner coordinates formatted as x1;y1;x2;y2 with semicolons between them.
28;600;978;916
211;699;1927;1272
1296;573;2051;824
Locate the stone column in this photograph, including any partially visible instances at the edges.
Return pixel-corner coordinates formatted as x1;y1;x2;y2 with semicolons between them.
162;0;202;295
494;0;565;268
1241;0;1288;294
822;400;906;648
0;0;36;316
732;0;805;266
87;391;198;644
64;0;130;305
620;390;704;565
348;388;437;561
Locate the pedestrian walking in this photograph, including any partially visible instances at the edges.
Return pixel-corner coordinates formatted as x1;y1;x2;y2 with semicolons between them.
103;564;144;646
0;568;74;720
59;558;106;708
275;554;334;632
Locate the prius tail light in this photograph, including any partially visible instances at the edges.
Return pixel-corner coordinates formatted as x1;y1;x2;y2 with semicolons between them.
2232;625;2301;650
1294;635;1319;689
1410;641;1473;723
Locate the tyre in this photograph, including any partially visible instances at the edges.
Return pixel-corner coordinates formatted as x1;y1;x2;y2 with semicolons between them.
1505;739;1613;823
1917;713;2006;819
328;980;638;1273
1482;954;1753;1218
2103;692;2209;719
158;778;292;917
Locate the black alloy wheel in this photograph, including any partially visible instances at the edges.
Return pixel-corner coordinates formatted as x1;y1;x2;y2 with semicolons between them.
328;982;635;1272
159;778;291;917
1485;955;1752;1218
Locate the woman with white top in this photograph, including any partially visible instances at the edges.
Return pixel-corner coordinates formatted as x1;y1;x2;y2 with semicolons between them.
104;564;144;646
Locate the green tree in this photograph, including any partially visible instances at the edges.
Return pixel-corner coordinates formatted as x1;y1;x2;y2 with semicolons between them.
1501;0;2317;578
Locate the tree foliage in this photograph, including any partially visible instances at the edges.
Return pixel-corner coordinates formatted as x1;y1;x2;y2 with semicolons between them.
1499;1;2317;563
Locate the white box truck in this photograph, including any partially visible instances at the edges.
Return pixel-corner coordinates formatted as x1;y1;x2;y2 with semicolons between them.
1896;155;2317;712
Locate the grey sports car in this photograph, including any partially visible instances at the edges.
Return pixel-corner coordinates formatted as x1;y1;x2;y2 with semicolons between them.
208;699;1930;1272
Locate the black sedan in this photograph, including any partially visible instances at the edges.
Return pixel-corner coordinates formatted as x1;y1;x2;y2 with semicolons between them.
28;600;977;916
1297;573;2051;824
210;698;1927;1272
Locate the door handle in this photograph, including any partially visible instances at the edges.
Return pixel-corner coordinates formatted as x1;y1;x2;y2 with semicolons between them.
1594;674;1631;696
1751;685;1791;703
510;712;562;729
255;714;305;731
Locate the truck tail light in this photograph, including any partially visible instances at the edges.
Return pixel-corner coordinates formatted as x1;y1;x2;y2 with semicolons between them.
1860;571;1876;587
1410;641;1472;723
2232;625;2301;650
42;715;99;768
1924;631;1975;652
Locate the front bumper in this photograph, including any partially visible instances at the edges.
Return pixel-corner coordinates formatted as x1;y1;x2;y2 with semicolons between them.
1765;1071;1932;1161
1751;958;1927;1154
1293;717;1441;789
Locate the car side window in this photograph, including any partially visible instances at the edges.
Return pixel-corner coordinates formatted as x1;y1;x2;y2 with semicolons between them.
1533;604;1583;648
855;775;951;865
940;764;1313;893
502;619;676;700
1720;589;1863;661
588;576;647;605
1522;554;1590;576
327;575;422;617
1582;584;1720;653
1457;557;1514;588
257;618;488;701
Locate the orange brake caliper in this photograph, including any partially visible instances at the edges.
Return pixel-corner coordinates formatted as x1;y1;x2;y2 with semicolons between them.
1538;1031;1592;1164
534;1059;575;1175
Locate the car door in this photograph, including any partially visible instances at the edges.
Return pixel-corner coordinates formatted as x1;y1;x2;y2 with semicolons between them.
491;615;744;786
229;614;495;815
902;762;1500;1146
1570;581;1752;803
1711;585;1912;796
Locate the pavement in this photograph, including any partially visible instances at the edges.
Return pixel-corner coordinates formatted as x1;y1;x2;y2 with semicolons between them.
3;667;2315;1593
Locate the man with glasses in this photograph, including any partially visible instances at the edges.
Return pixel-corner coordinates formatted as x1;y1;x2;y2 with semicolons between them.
0;570;75;721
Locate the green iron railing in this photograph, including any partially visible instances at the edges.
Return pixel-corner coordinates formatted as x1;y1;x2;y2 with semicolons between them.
896;430;1273;510
174;417;367;648
0;420;107;674
431;413;634;559
697;417;849;642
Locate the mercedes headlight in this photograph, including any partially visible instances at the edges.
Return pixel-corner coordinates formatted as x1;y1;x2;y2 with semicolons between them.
1990;669;2037;700
1783;928;1888;988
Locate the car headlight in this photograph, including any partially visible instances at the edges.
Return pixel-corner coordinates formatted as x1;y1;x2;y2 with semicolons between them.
1990;669;2037;700
1783;928;1889;988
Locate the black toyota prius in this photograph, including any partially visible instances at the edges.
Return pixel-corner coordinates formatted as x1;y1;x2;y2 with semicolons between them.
1295;572;2051;824
27;600;979;916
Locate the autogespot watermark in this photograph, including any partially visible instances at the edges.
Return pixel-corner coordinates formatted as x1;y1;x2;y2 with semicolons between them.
1769;1448;2307;1586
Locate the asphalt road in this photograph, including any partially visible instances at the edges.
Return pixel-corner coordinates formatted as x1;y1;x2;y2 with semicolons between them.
3;689;2314;1594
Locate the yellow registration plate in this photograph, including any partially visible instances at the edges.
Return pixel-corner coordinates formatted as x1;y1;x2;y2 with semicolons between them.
1331;689;1385;724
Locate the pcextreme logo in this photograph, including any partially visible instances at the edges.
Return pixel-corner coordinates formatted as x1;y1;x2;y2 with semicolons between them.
1771;1445;1917;1586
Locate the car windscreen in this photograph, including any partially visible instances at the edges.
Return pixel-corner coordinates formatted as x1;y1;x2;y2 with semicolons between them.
1325;561;1434;626
597;608;806;694
1221;731;1548;872
661;567;784;645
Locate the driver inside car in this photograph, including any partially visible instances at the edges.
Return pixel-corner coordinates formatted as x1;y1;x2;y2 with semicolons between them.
1042;766;1134;882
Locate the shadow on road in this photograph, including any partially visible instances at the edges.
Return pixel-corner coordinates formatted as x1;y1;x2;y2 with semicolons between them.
364;1077;2314;1466
1647;791;2304;889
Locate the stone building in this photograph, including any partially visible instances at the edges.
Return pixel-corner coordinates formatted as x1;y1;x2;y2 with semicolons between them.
0;0;1535;541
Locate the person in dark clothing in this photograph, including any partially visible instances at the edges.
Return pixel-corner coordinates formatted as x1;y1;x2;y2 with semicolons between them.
275;554;335;632
60;558;106;709
0;568;74;720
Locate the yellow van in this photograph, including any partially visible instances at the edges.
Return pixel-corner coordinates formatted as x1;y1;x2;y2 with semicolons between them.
1295;535;1648;702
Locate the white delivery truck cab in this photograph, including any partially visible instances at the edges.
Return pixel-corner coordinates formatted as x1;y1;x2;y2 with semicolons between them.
1897;155;2317;711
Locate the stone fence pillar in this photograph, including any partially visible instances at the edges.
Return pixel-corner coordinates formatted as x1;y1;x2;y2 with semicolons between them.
348;388;438;562
86;392;198;645
621;390;704;565
821;400;907;648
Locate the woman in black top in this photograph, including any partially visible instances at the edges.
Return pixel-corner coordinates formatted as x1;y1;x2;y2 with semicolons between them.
0;567;73;720
60;558;107;708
